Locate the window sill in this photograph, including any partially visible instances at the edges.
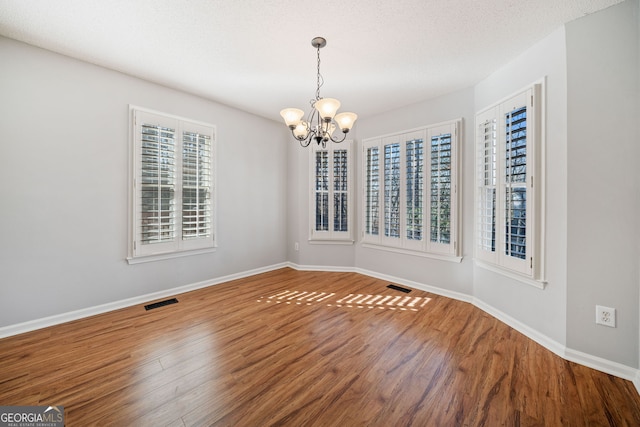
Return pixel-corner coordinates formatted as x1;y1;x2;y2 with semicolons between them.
127;247;217;264
361;243;462;263
474;259;547;289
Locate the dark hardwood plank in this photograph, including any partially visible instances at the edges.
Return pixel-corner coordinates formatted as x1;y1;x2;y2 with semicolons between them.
1;268;639;426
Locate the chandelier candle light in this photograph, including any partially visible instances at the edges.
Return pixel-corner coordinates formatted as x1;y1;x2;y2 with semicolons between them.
280;37;358;148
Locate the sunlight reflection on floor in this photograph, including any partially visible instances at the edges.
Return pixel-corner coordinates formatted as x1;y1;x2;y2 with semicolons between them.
256;290;431;311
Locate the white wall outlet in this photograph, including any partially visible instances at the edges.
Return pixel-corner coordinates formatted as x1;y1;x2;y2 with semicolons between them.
595;305;616;328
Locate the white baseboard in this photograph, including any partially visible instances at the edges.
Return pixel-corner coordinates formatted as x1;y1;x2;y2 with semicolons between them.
475;298;640;390
564;348;640;383
287;262;473;303
286;262;354;273
472;297;566;358
354;267;474;304
0;262;288;339
2;262;639;396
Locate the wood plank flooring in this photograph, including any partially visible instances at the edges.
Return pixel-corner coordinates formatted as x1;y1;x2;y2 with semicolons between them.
1;268;640;426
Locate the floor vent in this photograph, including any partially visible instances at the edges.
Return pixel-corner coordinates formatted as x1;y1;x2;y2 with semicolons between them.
145;298;179;311
387;284;412;293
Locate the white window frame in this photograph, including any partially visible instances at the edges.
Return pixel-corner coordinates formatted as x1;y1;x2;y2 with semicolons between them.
127;106;217;264
309;140;354;244
362;119;461;261
474;82;546;287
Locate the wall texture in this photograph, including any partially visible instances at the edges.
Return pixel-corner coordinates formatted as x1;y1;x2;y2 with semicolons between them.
0;37;289;328
565;0;640;367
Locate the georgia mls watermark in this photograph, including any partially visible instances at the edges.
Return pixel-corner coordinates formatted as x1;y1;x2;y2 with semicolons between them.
0;406;64;427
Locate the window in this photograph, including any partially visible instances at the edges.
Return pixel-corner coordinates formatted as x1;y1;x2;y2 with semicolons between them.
309;140;354;242
128;107;216;262
363;120;460;259
474;84;544;282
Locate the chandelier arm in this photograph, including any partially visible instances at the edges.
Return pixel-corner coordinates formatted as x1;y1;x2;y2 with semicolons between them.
307;106;318;126
289;127;313;147
328;130;348;144
299;136;313;147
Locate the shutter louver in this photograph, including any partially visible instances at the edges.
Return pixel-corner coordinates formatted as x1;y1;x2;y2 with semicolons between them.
406;139;424;241
384;143;401;238
182;131;212;240
365;147;380;236
430;133;452;244
314;151;329;231
333;149;348;232
477;117;497;254
504;106;527;260
140;123;176;245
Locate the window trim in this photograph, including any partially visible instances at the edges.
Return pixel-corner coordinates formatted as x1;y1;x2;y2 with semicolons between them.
127;105;217;264
473;81;546;286
361;119;462;260
308;139;354;244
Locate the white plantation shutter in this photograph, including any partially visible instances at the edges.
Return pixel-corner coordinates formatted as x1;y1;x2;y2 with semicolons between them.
400;130;429;252
504;105;528;261
499;92;533;275
427;123;458;255
476;111;498;264
475;84;543;280
310;140;353;242
430;134;451;244
363;120;460;258
131;108;216;260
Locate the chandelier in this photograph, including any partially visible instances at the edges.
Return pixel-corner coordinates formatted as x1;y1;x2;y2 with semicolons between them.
280;37;358;148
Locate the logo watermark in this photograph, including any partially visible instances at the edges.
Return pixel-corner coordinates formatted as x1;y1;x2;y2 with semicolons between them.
0;406;64;427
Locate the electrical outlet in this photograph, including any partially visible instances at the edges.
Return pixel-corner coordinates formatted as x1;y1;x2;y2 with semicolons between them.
595;305;616;328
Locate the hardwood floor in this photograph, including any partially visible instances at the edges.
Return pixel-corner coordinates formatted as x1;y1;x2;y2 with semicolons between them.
1;268;640;426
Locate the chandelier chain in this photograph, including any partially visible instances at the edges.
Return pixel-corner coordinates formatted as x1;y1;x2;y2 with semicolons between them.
316;45;323;101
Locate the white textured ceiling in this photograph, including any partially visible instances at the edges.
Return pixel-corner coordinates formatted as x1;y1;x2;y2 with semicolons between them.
0;0;624;121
